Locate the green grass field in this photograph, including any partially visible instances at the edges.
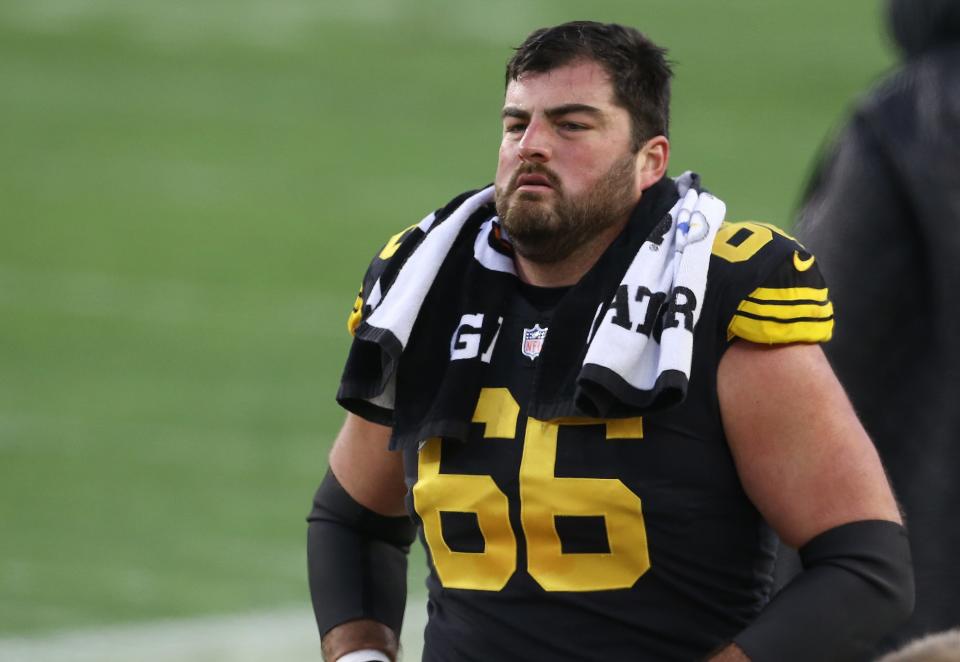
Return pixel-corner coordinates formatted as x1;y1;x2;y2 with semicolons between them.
0;0;893;641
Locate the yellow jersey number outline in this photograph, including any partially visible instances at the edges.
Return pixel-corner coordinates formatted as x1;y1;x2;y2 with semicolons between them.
413;387;650;592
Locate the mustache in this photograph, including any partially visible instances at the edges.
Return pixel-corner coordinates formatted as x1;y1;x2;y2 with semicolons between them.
507;164;562;194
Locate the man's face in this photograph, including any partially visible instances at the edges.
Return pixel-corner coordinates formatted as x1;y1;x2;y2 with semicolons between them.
494;59;642;264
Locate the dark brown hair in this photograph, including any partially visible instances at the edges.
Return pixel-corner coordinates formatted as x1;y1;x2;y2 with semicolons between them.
505;21;673;150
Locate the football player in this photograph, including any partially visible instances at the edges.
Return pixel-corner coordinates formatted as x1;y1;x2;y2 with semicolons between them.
309;21;913;662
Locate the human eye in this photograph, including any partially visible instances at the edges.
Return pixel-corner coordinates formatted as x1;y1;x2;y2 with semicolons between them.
559;120;588;131
503;121;526;136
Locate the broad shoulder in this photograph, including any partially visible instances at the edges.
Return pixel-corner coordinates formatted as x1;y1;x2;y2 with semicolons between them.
346;187;490;334
707;220;832;346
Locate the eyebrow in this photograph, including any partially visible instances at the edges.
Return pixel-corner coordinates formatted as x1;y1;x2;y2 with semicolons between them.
501;103;605;121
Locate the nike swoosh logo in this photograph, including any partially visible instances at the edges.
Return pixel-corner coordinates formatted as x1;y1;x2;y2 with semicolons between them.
794;251;815;272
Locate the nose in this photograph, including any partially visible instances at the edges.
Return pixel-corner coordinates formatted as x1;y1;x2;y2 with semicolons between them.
518;120;551;163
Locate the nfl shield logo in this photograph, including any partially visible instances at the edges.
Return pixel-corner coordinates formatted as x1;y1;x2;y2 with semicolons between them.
521;324;548;360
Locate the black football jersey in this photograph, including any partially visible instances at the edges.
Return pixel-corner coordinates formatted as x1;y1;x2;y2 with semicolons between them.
346;215;832;661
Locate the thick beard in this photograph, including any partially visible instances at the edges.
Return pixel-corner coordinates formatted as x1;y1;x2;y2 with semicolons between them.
495;154;638;264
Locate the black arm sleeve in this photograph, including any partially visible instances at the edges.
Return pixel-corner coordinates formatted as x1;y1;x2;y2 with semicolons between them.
734;520;914;662
306;469;417;638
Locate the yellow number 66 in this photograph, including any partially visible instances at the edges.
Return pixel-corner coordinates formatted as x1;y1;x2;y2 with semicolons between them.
414;388;650;592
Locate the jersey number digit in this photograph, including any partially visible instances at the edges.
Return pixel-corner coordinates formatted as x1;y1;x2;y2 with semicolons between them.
413;388;650;592
414;389;518;590
713;221;796;263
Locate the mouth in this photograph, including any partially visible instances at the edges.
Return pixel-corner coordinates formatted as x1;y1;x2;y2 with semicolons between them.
513;172;556;194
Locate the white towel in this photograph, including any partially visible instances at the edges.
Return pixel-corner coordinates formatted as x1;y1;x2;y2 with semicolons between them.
354;173;724;418
582;173;724;397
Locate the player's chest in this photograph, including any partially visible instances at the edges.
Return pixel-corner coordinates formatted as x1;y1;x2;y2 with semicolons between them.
401;294;740;585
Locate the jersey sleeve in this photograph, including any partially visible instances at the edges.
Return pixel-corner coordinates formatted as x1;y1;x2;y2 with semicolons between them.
345;222;421;336
336;220;429;426
711;221;834;346
337;188;489;425
343;188;484;337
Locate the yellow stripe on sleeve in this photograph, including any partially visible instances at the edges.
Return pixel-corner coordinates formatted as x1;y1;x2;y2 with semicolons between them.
728;316;834;344
727;286;834;344
746;287;829;303
737;299;834;321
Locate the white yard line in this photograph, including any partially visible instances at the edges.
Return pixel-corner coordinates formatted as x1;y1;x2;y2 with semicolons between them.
0;600;427;662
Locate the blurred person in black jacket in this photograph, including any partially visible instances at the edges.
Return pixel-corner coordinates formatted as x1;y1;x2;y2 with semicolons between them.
791;0;960;652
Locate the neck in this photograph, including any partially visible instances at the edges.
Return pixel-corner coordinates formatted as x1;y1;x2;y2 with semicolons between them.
514;216;629;287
